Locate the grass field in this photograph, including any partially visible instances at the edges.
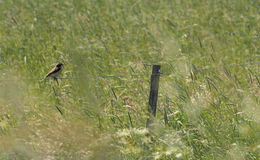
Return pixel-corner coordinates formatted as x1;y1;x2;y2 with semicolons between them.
0;0;259;159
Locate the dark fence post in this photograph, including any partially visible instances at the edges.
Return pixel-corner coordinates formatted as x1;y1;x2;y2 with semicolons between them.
146;65;161;127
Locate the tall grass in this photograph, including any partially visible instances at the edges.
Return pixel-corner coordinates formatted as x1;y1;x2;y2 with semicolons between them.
0;0;259;159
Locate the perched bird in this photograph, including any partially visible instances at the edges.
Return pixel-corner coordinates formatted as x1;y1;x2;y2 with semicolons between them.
44;63;63;81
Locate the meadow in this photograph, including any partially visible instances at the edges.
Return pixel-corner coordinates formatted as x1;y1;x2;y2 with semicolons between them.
0;0;259;159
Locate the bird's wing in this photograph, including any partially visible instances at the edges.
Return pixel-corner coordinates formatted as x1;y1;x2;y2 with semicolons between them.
45;67;60;78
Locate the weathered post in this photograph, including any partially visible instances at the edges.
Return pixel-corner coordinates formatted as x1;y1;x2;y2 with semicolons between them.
146;65;161;127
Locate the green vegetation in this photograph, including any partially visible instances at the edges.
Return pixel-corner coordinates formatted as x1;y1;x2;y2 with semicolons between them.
0;0;259;159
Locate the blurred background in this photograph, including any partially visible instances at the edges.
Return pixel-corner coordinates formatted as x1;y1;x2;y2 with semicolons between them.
0;0;259;159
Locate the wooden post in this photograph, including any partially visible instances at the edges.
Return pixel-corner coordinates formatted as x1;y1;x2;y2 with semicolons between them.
146;65;161;127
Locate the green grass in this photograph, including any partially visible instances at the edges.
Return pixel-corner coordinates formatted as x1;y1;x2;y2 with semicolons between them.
0;0;259;159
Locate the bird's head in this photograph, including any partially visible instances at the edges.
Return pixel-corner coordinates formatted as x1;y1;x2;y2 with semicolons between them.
56;63;63;68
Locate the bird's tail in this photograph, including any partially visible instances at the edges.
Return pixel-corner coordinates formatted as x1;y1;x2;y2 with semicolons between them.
41;76;49;81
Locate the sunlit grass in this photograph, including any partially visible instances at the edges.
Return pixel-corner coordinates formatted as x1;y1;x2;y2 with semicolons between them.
0;0;259;159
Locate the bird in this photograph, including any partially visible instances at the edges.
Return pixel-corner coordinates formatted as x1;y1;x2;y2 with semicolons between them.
44;63;63;81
